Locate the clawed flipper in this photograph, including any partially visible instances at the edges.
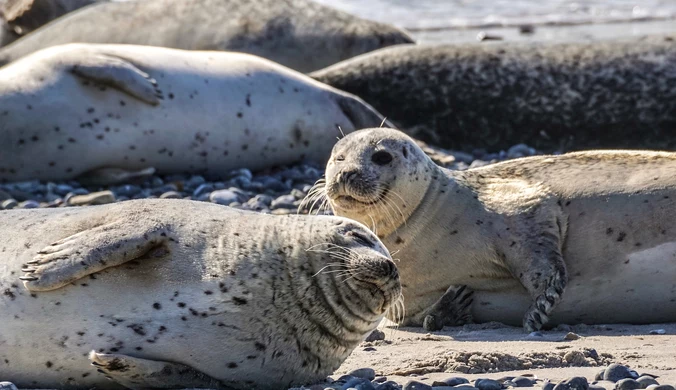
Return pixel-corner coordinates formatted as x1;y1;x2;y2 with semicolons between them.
21;220;171;291
89;351;226;389
422;284;474;331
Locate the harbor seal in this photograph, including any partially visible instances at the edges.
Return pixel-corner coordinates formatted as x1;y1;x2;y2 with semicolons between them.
0;43;388;184
0;0;414;72
1;199;401;389
0;0;99;46
311;35;676;152
313;127;676;332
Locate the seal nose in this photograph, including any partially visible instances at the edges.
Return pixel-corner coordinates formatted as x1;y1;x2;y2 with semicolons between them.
338;169;359;186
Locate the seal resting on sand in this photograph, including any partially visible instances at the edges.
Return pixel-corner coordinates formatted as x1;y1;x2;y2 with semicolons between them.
0;0;414;72
0;43;388;184
0;199;401;389
312;127;676;331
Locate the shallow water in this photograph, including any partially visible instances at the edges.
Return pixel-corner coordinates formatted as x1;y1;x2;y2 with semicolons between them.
315;0;676;43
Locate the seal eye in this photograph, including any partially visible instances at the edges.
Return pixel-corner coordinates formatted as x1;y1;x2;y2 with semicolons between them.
372;151;393;166
347;231;375;248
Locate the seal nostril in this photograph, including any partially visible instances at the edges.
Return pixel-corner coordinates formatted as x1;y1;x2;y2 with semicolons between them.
372;151;393;165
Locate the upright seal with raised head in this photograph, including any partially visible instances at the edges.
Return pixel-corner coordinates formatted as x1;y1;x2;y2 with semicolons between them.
1;199;401;389
313;127;676;331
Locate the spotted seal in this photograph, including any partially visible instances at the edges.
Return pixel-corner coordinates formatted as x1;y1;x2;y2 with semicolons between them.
0;0;99;46
311;35;676;152
311;127;676;331
0;0;414;72
0;43;388;184
0;199;401;389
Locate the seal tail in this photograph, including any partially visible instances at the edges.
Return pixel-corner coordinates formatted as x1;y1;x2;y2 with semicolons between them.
337;93;397;131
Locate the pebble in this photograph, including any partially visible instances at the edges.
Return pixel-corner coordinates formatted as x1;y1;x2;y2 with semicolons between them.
67;190;116;206
19;200;40;208
649;329;666;335
159;191;184;199
637;376;660;387
589;385;605;390
193;183;215;197
553;377;589;390
0;382;18;390
373;377;388;384
404;381;433;390
272;194;297;209
615;379;642;390
365;329;386;342
511;377;535;387
432;378;469;387
376;382;402;390
209;189;240;205
646;386;675;390
348;368;376;381
1;199;18;210
342;378;375;390
474;379;501;390
605;364;639;382
543;382;556;390
564;351;587;365
564;332;582;341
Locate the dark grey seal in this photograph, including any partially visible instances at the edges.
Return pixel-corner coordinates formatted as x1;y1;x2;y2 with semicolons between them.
311;35;676;152
0;0;414;72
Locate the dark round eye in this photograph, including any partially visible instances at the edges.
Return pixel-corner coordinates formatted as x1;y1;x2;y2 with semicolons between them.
371;151;393;165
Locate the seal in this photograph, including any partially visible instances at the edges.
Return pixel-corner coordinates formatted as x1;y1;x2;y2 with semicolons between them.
0;43;388;184
0;0;414;72
0;0;98;46
312;127;676;332
0;199;401;389
311;35;676;152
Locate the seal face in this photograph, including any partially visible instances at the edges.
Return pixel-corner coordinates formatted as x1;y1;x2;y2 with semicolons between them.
0;0;414;71
1;199;400;389
315;128;676;332
0;43;386;184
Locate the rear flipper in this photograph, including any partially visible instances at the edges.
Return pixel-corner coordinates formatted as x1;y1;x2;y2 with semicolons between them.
21;219;172;291
419;285;474;331
90;352;227;389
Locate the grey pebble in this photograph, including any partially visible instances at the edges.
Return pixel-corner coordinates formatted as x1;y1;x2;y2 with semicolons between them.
185;175;206;188
432;378;469;387
113;184;141;197
528;331;544;338
512;377;535;387
342;378;376;390
564;332;581;341
649;329;666;335
349;368;376;381
0;382;18;390
210;189;240;205
404;381;433;390
589;385;605;390
452;386;479;390
365;329;386;342
553;377;589;390
67;190;116;206
192;183;214;197
1;199;18;210
160;191;184;199
615;379;642;390
474;379;501;390
376;381;402;390
637;376;660;387
542;382;555;390
19;200;40;209
272;194;297;209
373;377;388;384
646;386;675;390
605;364;639;382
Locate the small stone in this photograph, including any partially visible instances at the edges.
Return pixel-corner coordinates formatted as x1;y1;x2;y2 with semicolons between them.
452;386;478;390
564;332;581;340
271;208;293;215
160;191;184;199
271;194;297;209
349;368;376;381
451;364;471;374
192;183;214;197
373;377;388;383
365;329;386;342
1;199;18;210
542;381;555;390
605;364;639;382
19;200;40;209
335;375;356;384
615;379;642;390
376;382;401;390
228;168;253;181
649;329;666;335
527;331;544;338
474;379;501;390
210;189;240;205
113;184;141;197
432;378;469;387
553;377;589;390
0;382;18;390
636;377;659;388
512;377;535;387
67;190;116;206
185;175;206;188
404;381;433;390
589;386;605;390
563;351;586;365
646;386;675;390
342;378;376;390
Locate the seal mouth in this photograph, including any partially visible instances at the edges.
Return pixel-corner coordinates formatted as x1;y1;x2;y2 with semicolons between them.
333;185;389;210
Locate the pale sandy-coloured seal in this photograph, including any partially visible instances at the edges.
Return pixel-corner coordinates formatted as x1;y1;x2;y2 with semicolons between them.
0;199;401;389
0;43;388;184
310;127;676;332
311;35;676;152
0;0;99;45
0;0;414;72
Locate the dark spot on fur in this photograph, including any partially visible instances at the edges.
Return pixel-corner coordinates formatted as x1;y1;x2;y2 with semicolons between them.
617;232;626;242
204;290;213;295
606;227;614;235
46;361;53;368
227;362;238;368
237;112;243;118
152;302;162;310
254;342;266;351
395;237;404;244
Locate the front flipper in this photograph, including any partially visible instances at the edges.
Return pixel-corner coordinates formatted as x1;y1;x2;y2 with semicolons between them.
20;220;171;291
90;351;227;390
421;285;474;331
71;53;163;106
